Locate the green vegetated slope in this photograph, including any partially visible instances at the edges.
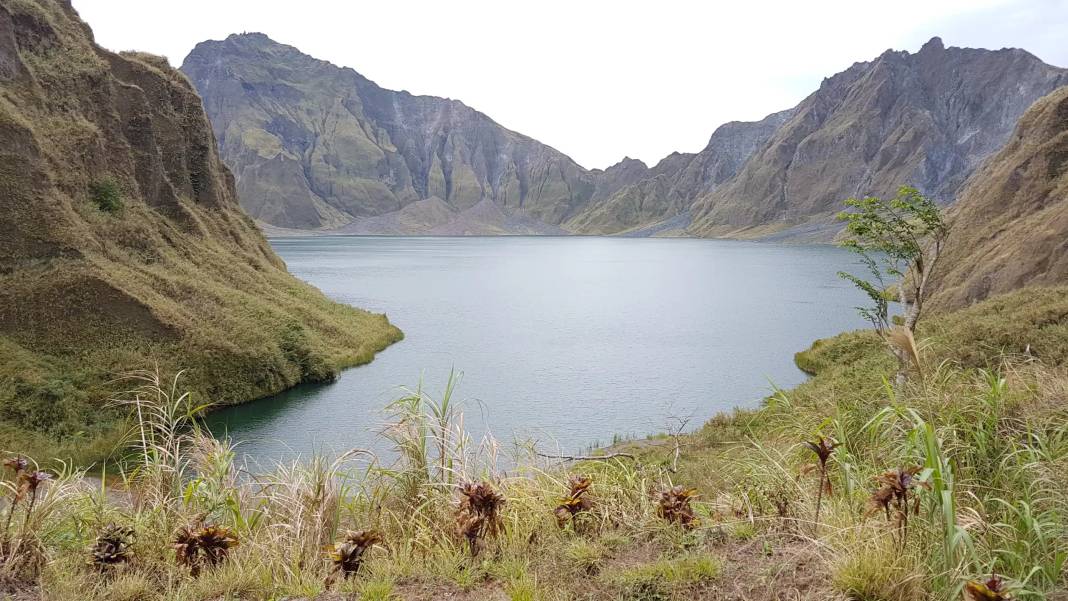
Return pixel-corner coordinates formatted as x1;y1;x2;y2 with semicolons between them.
0;0;401;462
630;285;1068;600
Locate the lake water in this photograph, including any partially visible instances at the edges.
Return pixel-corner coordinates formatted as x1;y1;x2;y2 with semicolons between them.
206;236;871;465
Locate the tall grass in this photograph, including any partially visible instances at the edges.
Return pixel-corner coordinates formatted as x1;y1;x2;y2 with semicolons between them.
1;291;1066;599
110;369;210;511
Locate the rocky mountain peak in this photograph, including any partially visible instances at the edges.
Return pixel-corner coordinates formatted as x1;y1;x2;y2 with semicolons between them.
181;33;1067;241
688;37;1067;238
919;36;945;53
182;37;597;229
602;157;648;175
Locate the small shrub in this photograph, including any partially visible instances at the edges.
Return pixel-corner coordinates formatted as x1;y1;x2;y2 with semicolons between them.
485;557;528;582
554;474;593;529
506;576;539;601
563;539;606;574
617;555;720;599
831;540;925;601
728;521;756;540
88;524;135;571
326;530;383;586
98;573;155;601
864;466;929;543
656;485;699;529
172;523;239;576
89;179;123;213
358;577;397;601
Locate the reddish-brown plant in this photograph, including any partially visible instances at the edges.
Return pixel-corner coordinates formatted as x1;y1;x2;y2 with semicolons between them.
803;436;839;532
656;485;699;529
455;481;505;556
172;523;239;576
89;524;136;572
1;455;29;552
964;574;1011;600
864;466;929;543
554;475;593;528
325;529;383;587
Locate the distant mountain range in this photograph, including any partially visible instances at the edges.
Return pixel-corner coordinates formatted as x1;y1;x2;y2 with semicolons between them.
182;35;1067;239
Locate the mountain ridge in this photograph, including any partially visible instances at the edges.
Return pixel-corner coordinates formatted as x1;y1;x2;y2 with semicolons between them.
180;33;789;235
183;33;1067;242
182;32;601;232
687;36;1068;238
929;85;1068;310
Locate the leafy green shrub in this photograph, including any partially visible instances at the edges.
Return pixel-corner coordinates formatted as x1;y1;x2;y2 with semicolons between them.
89;179;123;213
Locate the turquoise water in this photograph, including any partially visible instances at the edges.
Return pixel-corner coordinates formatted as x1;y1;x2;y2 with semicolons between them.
206;236;871;465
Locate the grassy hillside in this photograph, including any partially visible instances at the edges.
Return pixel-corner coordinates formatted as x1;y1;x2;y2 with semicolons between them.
1;286;1061;600
929;86;1068;310
0;0;401;463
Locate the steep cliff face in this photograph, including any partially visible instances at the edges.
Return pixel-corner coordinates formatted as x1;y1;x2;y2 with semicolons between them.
180;34;782;236
688;38;1068;238
181;33;600;231
929;87;1068;310
0;0;400;459
184;35;1066;238
565;109;795;234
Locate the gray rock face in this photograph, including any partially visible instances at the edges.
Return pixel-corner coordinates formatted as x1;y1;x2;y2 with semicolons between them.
565;109;796;234
183;35;1067;238
181;34;599;230
180;34;776;234
688;37;1068;238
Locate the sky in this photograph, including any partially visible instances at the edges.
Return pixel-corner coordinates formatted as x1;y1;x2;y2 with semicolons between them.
72;0;1068;170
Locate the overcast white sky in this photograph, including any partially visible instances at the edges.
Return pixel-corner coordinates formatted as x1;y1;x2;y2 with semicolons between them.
72;0;1068;170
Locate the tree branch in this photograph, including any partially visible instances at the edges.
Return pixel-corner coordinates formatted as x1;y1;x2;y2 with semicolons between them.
534;451;636;462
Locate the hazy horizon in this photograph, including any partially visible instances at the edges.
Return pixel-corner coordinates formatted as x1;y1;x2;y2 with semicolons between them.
72;0;1068;170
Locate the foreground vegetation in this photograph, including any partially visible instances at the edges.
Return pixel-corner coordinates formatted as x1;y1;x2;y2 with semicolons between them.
0;287;1065;600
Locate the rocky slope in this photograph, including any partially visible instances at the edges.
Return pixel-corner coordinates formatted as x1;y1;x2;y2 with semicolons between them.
688;38;1068;238
181;33;602;232
929;86;1068;310
181;34;789;235
565;109;796;234
183;36;1066;239
0;0;400;460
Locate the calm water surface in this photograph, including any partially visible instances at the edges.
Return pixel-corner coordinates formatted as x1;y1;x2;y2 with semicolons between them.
207;236;870;464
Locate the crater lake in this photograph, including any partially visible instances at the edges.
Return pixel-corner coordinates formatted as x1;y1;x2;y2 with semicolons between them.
206;236;872;465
